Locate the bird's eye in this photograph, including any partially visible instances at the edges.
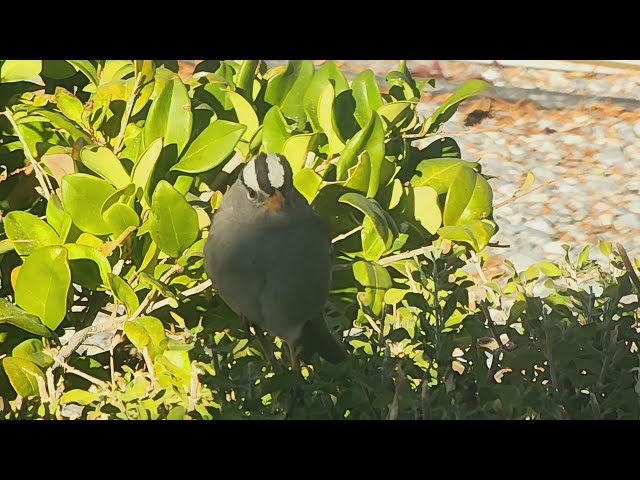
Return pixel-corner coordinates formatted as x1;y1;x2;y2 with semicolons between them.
246;187;258;200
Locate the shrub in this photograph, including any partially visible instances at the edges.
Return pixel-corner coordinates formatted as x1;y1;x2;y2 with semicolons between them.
0;60;638;419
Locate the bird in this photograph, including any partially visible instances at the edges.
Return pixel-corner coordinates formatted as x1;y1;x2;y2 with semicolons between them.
203;152;347;369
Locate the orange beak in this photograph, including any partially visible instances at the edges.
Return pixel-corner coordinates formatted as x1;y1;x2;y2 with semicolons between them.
266;190;284;211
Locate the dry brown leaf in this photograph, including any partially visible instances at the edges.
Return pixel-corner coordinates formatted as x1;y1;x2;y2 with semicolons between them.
42;153;75;185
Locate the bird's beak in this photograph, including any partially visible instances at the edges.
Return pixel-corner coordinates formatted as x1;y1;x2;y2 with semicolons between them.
266;190;284;211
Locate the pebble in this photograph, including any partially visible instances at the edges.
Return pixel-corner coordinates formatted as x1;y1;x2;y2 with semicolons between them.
595;147;625;166
614;213;638;230
528;219;554;235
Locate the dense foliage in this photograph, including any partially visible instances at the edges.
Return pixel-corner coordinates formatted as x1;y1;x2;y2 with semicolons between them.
0;60;638;419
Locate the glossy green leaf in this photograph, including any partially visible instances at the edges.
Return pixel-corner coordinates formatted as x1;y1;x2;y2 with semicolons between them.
262;106;291;154
353;260;393;317
0;60;41;83
226;90;259;142
352;69;383;128
2;357;44;397
0;298;53;337
67;60;98;85
265;60;314;129
0;240;14;254
598;240;612;257
438;219;495;251
131;137;163;204
336;112;385;197
304;61;349;132
411;158;479;194
59;389;98;405
537;261;562;277
167;405;187;420
108;273;140;314
413;186;442;234
54;87;84;125
12;339;53;368
65;243;112;287
79;146;130;189
172;120;245;173
443;166;493;226
103;203;140;236
61;173;116;235
148;180;199;258
377;101;416;129
317;82;344;156
34;109;91;142
235;60;259;100
144;77;192;155
293;168;322;203
15;245;70;330
132;60;156;115
340;193;396;260
4;211;59;256
282;133;319;174
428;79;490;132
124;316;167;359
100;183;137;216
384;288;410;306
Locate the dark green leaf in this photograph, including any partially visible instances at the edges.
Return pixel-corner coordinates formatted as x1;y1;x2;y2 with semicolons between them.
0;298;53;337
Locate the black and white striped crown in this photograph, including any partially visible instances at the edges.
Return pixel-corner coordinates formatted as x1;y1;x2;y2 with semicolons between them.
240;153;293;195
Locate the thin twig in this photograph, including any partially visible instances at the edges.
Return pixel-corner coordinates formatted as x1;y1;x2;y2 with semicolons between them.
141;346;159;387
147;279;213;312
616;243;640;294
331;225;364;244
378;246;433;266
494;172;587;210
2;108;54;199
113;71;143;154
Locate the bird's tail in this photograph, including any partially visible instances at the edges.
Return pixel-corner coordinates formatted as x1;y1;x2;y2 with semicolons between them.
298;317;347;364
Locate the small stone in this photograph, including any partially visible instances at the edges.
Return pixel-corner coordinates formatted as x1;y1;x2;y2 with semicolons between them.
562;134;585;145
599;213;614;226
527;219;554;235
483;68;501;82
627;202;640;214
613;213;638;229
595;146;625;166
543;241;567;255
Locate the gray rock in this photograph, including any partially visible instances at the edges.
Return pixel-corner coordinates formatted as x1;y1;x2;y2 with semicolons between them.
595;146;625;166
614;213;638;229
527;218;554;234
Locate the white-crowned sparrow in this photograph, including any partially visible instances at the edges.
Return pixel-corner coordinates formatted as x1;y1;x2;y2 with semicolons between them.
204;153;346;366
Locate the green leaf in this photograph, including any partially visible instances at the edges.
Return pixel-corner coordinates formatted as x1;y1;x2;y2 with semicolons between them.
577;245;591;268
2;357;44;397
172;120;246;173
265;60;314;130
124;316;167;359
54;87;84;125
167;405;187;420
15;245;71;330
293;168;322;203
226;90;259;142
0;240;15;254
132;60;156;115
598;240;612;257
428;79;490;132
144;77;192;156
317;82;344;156
59;389;98;406
443;165;492;226
352;69;383;128
148;180;199;258
412;158;479;194
0;60;42;83
131;137;163;204
384;288;409;306
65;243;112;287
79;146;131;189
100;183;137;216
353;261;393;317
336;112;385;197
515;170;535;193
438;219;495;251
41;60;76;80
33;109;91;143
108;273;140;314
377;101;416;130
282;133;319;174
340;193;397;260
3;211;59;256
46;194;72;242
61;173;116;235
537;261;562;277
67;60;98;85
103;203;140;237
304;61;349;132
262;106;291;154
0;298;53;337
413;186;442;234
235;60;259;100
12;339;53;368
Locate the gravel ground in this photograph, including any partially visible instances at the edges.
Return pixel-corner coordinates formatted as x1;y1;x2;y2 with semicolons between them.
182;60;640;271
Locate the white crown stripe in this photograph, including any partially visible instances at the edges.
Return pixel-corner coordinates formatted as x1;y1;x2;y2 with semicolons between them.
242;157;260;192
265;154;285;189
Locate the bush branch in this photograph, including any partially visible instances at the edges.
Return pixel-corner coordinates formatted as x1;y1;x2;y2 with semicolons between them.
616;243;640;294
